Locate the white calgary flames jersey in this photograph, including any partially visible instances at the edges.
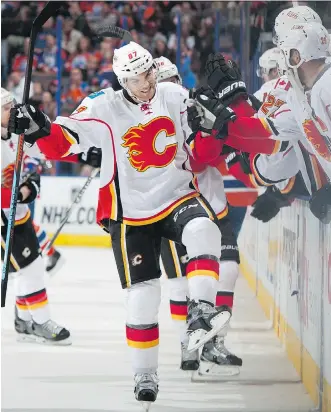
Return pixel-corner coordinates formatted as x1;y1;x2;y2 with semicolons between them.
286;66;331;181
254;77;301;187
253;78;279;102
1;140;30;222
192;167;228;218
53;83;198;225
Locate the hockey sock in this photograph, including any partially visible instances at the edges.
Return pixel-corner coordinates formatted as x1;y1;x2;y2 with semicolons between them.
186;256;218;304
14;256;51;324
216;261;239;309
126;323;159;374
33;222;56;256
167;277;189;344
126;280;160;374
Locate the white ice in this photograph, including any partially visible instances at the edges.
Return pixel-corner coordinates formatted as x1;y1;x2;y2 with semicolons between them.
1;247;314;412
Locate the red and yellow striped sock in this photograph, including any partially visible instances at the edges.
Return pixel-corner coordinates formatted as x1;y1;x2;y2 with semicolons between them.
216;291;234;309
186;256;219;303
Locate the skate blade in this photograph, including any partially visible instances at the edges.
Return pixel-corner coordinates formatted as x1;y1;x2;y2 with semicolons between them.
140;401;152;411
46;256;65;277
17;334;72;346
192;361;241;381
187;310;231;352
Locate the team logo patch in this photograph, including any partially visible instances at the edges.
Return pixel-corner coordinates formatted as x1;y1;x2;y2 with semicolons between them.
88;91;105;99
72;106;87;115
131;254;143;266
303;119;331;161
121;116;177;172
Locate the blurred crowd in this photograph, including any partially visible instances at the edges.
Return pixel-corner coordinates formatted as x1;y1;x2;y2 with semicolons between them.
1;1;280;118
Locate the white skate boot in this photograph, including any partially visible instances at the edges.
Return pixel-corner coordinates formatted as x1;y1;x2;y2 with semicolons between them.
197;335;242;378
15;308;71;345
134;372;159;411
186;300;231;352
180;341;199;371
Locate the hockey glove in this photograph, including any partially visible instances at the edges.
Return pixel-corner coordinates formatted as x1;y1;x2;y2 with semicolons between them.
251;186;291;223
8;104;51;146
205;53;247;106
18;172;41;204
226;151;251;175
192;86;237;139
309;183;331;224
78;147;102;168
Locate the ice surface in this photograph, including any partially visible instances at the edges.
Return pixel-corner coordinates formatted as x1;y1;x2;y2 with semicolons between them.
1;247;314;412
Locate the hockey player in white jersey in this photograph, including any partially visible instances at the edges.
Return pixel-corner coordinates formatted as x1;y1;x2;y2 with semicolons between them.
155;56;242;376
254;47;283;102
275;20;331;220
1;89;71;345
8;42;235;409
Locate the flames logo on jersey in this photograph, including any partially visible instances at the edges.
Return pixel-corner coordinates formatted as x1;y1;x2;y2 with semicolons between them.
121;116;177;172
303;118;331;162
1;163;15;188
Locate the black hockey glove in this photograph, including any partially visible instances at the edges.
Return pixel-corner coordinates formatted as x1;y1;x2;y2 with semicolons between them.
18;172;41;204
251;186;291;223
309;183;331;224
191;86;237;139
226;151;251;175
8;104;51;146
78;147;102;168
248;93;262;111
205;53;247;106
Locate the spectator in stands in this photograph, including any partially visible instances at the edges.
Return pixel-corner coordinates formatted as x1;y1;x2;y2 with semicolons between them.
11;38;38;73
68;1;93;38
62;16;83;55
29;81;44;107
152;33;169;59
35;16;56;55
71;36;102;70
62;68;88;109
38;34;66;73
6;71;33;103
40;91;57;121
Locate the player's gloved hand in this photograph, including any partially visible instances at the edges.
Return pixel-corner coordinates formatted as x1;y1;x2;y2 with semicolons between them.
191;86;237;139
226;151;251;174
18;172;41;204
8;104;51;146
78;147;102;168
205;53;247;106
309;183;331;224
251;186;291;223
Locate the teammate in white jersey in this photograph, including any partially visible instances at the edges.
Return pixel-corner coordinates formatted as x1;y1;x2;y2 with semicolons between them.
155;56;242;376
274;17;331;220
1;90;71;345
254;47;283;102
8;42;234;409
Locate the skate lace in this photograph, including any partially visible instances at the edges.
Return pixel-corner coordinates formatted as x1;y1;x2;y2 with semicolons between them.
135;373;158;386
187;300;216;326
214;337;232;356
41;320;62;335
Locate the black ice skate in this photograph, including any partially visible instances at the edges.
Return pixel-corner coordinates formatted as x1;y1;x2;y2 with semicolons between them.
15;307;71;345
186;300;232;352
198;335;242;377
134;373;159;411
46;249;64;276
180;341;199;371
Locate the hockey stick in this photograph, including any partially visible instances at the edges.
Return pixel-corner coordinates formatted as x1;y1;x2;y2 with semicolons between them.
96;25;133;42
43;168;100;255
1;2;65;308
